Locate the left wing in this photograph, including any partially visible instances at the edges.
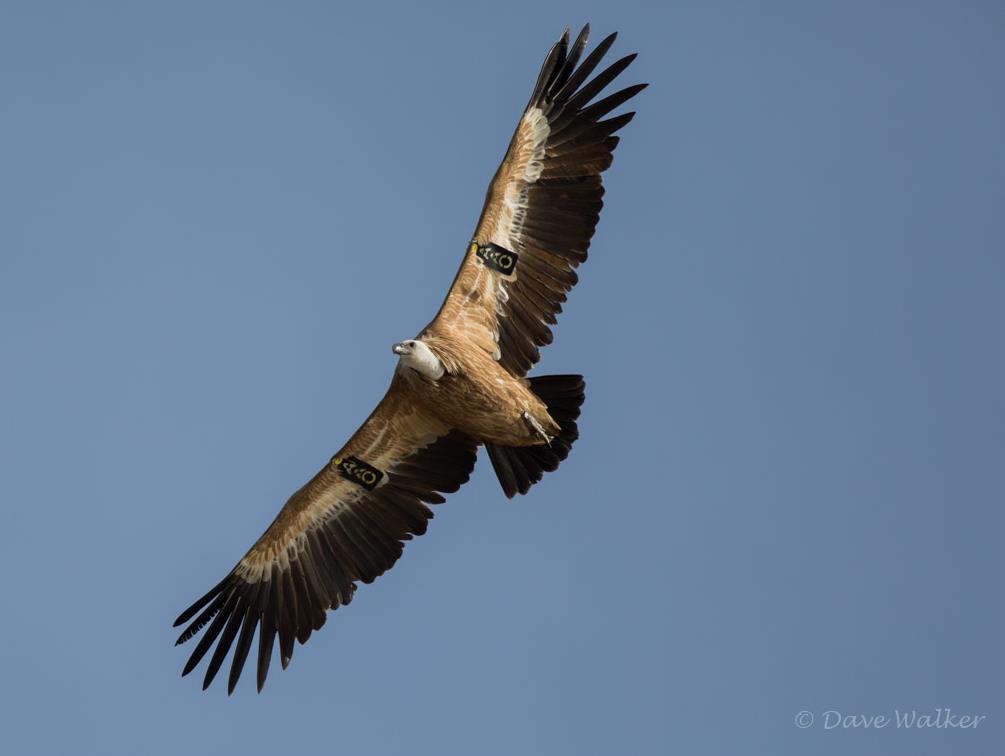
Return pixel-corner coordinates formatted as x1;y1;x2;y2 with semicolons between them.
427;26;646;376
173;374;477;693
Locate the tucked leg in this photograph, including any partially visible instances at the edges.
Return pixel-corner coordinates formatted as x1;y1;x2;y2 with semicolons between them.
522;410;553;445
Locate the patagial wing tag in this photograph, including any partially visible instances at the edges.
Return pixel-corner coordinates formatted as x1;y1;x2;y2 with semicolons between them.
333;455;383;491
472;241;518;275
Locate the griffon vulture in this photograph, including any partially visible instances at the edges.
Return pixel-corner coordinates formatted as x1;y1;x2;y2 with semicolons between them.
174;24;645;693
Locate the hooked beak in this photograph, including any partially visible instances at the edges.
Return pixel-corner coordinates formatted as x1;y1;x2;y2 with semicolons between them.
392;342;408;356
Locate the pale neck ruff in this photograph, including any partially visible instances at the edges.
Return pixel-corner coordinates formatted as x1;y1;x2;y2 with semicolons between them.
399;341;445;380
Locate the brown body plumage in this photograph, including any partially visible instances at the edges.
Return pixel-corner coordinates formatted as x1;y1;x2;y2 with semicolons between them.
407;333;558;445
173;24;644;694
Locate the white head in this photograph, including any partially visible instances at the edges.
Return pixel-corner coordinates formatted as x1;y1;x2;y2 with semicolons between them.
392;339;444;380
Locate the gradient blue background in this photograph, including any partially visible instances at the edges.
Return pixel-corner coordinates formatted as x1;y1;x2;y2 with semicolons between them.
1;2;1002;754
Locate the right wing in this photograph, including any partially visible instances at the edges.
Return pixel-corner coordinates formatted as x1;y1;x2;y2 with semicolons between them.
172;373;478;693
428;26;646;376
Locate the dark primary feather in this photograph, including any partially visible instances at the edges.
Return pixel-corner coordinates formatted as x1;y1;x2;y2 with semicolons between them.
174;431;477;693
550;31;619;107
476;25;647;376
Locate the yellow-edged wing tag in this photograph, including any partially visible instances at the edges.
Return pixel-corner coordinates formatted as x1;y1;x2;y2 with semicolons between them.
471;241;518;275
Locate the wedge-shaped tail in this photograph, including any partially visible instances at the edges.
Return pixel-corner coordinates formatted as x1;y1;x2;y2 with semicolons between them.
486;375;585;498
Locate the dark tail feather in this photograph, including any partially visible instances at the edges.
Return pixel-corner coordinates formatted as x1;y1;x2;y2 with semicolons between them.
485;375;585;498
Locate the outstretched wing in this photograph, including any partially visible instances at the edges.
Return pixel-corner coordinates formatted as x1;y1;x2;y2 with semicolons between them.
173;374;477;693
428;26;646;376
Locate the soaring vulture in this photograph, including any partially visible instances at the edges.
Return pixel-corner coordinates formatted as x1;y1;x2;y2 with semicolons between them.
174;24;645;693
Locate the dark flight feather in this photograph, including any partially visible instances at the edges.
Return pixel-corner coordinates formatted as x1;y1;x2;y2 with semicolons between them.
175;431;477;692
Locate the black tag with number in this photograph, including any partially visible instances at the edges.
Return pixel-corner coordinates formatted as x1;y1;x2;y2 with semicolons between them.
472;241;518;275
333;455;383;491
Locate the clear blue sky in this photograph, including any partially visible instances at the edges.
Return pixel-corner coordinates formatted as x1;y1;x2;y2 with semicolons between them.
1;2;1002;754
